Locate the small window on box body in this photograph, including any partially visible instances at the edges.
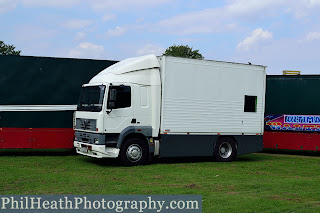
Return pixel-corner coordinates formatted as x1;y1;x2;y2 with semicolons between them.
244;95;257;112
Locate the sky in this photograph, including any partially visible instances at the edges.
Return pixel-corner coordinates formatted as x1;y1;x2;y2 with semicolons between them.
1;0;320;74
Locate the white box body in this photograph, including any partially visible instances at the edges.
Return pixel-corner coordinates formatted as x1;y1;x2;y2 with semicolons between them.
158;56;266;135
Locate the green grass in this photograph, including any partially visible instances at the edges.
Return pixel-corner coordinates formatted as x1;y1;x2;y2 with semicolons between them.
0;150;319;212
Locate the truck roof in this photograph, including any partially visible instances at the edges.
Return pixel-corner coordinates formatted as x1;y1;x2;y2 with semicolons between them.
159;55;266;68
97;54;160;75
96;54;266;76
89;54;266;84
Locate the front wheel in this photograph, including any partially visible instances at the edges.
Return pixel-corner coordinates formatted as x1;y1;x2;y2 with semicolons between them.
119;138;148;166
214;137;237;162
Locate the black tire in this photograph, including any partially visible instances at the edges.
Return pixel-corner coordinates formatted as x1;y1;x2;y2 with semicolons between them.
214;137;237;162
119;138;148;166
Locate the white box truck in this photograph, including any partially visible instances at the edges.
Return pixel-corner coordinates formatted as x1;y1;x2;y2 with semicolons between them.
74;55;266;166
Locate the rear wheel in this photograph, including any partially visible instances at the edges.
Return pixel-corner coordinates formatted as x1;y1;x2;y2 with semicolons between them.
214;137;237;162
119;138;148;166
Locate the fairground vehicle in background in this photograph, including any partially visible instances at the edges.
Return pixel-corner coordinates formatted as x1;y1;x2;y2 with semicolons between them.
264;75;320;152
74;55;266;166
0;55;116;149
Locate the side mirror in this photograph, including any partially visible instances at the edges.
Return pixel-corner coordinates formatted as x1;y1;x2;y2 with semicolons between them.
108;101;115;109
108;88;117;109
109;88;117;102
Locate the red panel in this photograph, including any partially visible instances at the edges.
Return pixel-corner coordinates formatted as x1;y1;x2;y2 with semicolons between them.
0;128;74;149
0;128;32;148
31;128;74;149
263;131;320;151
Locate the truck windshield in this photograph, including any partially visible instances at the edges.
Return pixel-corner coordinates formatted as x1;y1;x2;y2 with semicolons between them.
77;85;105;112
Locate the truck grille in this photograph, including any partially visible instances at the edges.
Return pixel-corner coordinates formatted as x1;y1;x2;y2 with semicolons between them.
76;118;97;131
79;132;90;142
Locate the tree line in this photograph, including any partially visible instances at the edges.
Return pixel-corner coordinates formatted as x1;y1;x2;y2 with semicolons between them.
1;41;203;59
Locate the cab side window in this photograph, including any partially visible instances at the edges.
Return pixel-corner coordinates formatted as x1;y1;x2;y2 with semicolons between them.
109;85;131;109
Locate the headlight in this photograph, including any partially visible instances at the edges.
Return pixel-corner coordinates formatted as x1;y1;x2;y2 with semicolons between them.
94;138;99;144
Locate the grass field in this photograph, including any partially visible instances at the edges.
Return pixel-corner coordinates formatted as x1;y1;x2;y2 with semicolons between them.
0;150;319;212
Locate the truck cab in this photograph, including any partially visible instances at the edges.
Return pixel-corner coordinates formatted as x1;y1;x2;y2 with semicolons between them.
73;55;161;166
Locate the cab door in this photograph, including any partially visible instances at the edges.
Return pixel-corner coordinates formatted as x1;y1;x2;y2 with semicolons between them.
104;85;134;133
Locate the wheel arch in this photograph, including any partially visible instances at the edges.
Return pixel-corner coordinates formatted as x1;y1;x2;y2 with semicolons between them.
116;126;152;149
214;136;238;149
122;133;149;150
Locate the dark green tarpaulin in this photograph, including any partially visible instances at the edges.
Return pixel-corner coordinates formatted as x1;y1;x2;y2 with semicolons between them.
265;75;320;115
0;55;117;128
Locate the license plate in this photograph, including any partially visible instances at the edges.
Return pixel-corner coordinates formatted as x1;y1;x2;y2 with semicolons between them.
80;147;88;153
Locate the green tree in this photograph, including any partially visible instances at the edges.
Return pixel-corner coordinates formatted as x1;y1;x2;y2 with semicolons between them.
0;41;21;55
163;44;204;59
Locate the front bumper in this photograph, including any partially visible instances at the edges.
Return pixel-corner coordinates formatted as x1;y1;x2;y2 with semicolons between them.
74;141;120;158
